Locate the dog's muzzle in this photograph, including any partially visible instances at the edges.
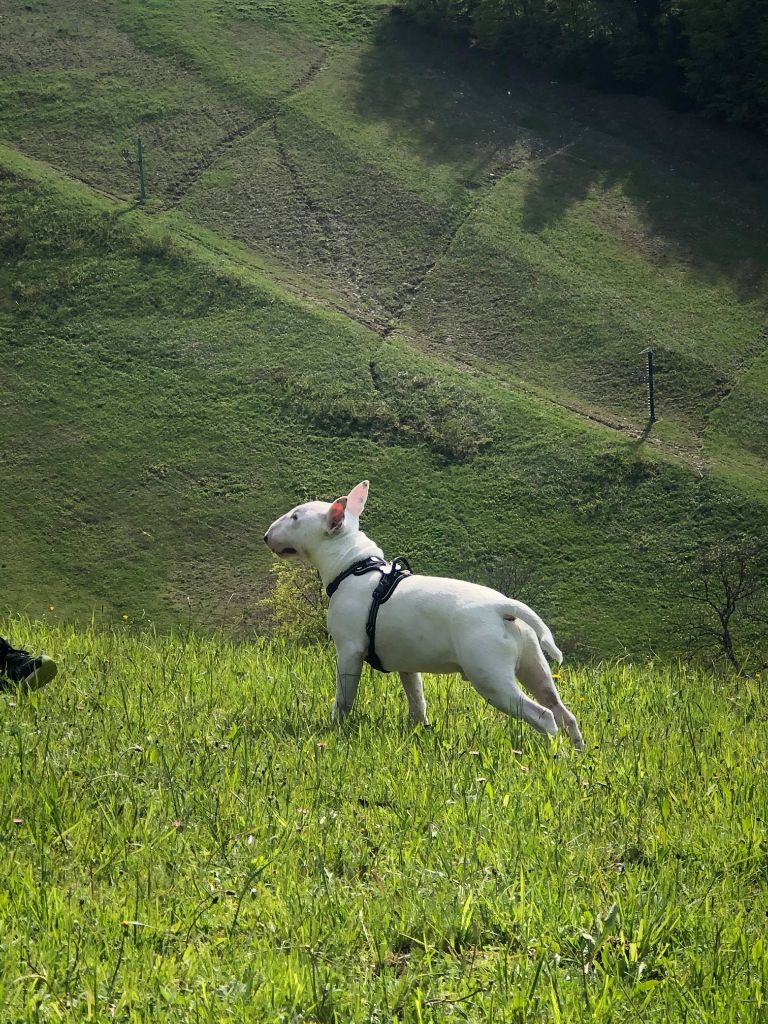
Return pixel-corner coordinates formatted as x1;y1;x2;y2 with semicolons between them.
264;530;297;556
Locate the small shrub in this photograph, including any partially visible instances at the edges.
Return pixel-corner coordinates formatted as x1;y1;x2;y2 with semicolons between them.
0;226;30;259
137;232;176;261
286;368;496;463
677;534;768;674
258;559;328;646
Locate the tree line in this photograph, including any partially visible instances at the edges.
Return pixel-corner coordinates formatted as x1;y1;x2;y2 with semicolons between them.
401;0;768;134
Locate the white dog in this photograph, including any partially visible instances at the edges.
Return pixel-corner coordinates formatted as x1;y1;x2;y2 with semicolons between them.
265;481;584;748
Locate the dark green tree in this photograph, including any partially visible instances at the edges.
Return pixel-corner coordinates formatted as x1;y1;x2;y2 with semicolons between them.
400;0;768;132
681;0;768;132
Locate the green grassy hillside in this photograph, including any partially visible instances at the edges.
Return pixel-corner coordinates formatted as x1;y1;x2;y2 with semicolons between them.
1;620;766;1021
1;0;767;658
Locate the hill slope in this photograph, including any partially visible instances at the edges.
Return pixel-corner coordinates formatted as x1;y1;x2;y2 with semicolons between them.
1;0;766;658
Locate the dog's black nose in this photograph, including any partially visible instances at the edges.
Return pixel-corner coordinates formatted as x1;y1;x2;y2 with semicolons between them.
263;531;269;544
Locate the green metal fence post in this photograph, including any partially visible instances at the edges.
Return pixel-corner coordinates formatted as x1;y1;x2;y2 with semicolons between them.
641;347;656;423
136;135;146;203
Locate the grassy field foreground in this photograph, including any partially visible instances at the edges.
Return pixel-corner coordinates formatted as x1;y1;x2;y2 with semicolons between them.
0;620;765;1021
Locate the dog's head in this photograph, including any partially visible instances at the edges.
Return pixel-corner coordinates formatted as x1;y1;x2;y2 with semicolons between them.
264;481;369;562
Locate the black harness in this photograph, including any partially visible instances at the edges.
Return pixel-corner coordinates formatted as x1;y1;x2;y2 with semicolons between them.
326;556;413;672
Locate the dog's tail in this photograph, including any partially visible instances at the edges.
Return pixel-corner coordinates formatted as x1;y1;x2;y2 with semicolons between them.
501;599;563;664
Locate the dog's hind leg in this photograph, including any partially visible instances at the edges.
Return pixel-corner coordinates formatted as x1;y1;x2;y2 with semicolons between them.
463;662;557;738
332;648;364;722
517;642;584;750
400;672;429;726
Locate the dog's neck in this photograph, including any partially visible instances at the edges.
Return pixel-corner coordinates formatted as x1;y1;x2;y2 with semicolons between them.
312;528;385;591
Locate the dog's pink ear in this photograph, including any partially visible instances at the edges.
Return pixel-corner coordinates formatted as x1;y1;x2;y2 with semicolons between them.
326;496;347;533
347;480;369;518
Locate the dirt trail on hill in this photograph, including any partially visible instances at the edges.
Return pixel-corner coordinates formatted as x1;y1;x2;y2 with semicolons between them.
167;59;326;206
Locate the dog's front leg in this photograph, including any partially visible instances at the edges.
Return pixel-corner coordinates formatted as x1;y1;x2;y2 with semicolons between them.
331;648;364;722
400;672;430;726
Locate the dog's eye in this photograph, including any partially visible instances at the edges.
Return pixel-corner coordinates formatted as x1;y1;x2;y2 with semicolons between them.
291;512;298;521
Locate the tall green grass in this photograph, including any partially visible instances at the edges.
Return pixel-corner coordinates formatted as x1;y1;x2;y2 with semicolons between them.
1;619;765;1021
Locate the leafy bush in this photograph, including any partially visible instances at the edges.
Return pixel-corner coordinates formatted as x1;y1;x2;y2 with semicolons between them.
0;225;30;258
129;231;177;262
258;559;329;646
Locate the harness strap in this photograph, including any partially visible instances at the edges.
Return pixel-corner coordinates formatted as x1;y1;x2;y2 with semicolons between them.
364;557;412;672
325;555;413;672
326;556;385;598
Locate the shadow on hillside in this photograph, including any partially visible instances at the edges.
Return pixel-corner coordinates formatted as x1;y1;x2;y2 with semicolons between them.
519;144;768;301
353;19;538;175
354;17;768;299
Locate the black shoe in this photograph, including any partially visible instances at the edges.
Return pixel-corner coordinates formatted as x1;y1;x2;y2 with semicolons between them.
0;637;58;691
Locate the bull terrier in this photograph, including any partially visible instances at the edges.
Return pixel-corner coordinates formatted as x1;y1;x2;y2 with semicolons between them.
265;481;584;748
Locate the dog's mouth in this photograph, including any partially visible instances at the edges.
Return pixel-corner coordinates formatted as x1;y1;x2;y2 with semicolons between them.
277;546;297;556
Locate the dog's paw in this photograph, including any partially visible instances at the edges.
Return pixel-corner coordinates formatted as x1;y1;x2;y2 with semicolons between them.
330;702;348;724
